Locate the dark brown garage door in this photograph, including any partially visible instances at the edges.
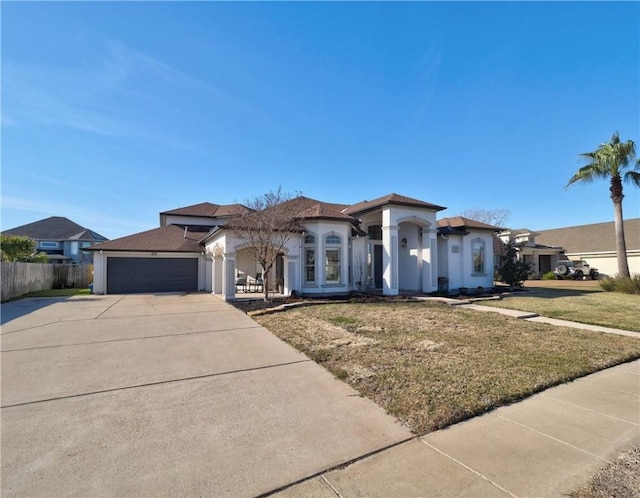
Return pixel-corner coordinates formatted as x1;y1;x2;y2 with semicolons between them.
107;257;198;294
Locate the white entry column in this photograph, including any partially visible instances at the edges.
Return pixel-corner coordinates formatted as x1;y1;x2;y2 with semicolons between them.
382;208;399;296
222;253;236;301
422;227;438;293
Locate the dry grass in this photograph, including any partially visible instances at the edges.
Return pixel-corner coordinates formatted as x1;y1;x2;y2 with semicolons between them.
569;445;640;498
256;301;640;435
484;283;640;332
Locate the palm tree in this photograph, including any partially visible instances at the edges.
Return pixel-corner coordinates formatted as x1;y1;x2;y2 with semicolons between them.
566;132;640;278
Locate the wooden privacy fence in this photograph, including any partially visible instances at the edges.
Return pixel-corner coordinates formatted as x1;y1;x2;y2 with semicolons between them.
1;263;93;302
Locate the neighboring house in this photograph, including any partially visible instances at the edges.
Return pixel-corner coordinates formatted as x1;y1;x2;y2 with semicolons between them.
2;217;109;264
535;218;640;277
497;228;564;277
89;193;501;298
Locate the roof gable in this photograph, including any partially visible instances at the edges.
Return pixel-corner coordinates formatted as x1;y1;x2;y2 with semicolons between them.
437;216;500;231
344;193;446;215
286;196;354;222
2;217;108;241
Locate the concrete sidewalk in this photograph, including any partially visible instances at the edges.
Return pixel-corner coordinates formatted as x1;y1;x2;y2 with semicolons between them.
275;359;640;497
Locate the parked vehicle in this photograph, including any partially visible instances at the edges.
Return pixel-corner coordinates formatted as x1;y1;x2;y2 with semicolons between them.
553;260;599;280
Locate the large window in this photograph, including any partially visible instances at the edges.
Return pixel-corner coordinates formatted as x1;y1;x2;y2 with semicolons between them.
325;249;340;283
324;234;341;284
472;239;486;274
305;249;316;283
304;234;316;284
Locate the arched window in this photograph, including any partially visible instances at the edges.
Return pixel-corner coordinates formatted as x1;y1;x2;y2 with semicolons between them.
325;234;341;284
472;238;486;275
326;234;340;244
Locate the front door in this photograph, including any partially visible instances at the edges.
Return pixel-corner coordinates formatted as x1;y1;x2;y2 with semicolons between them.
539;255;551;274
374;245;383;289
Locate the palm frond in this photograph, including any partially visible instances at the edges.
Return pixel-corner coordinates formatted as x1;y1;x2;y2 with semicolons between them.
623;170;640;187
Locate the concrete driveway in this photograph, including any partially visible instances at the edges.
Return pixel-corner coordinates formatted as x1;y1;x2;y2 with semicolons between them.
1;293;411;497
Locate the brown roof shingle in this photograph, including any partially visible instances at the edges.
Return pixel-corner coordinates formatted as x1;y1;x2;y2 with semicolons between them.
344;193;446;215
437;216;500;231
160;202;251;218
87;225;203;253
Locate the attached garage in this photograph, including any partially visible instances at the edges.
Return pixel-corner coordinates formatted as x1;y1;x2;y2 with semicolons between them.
107;257;199;294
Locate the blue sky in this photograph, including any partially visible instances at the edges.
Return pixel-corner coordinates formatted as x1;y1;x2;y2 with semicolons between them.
2;1;639;240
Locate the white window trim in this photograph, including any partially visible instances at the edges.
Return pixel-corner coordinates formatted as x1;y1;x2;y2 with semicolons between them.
303;231;318;287
324;232;342;285
471;237;487;276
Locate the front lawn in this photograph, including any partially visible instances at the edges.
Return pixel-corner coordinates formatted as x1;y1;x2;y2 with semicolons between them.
256;301;640;435
483;283;640;332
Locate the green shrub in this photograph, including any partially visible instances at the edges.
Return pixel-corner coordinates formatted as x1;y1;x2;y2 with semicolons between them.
542;271;556;280
497;241;531;287
600;275;640;295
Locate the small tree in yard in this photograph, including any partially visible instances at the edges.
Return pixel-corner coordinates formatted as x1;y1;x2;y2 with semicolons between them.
230;188;301;302
497;240;530;287
0;235;48;262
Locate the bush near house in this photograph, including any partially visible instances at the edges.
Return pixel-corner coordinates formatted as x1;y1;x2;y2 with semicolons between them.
600;275;640;295
0;235;48;262
497;240;531;287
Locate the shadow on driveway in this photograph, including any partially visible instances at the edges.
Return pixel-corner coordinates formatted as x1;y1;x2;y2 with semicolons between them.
1;297;72;326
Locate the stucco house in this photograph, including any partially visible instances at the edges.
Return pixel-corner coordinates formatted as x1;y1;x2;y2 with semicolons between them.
497;228;564;277
88;193;500;298
535;218;640;277
498;218;640;278
2;216;108;264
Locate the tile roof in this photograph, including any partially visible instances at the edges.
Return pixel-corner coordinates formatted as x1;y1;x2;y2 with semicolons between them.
536;218;640;253
87;225;203;253
160;202;251;218
2;217;108;241
437;216;501;231
344;193;446;215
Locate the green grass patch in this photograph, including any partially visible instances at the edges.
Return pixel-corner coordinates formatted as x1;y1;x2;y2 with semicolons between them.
484;286;640;332
256;301;640;435
10;288;91;301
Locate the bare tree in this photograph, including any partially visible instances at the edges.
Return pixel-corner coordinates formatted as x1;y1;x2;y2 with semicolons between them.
229;187;301;302
458;208;510;228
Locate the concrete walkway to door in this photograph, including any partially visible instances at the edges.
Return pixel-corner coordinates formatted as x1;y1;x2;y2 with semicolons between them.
1;293;411;497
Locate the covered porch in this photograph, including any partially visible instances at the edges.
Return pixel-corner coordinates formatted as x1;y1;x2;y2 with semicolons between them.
207;238;295;301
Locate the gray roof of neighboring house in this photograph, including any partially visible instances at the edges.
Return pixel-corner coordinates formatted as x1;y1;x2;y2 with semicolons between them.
344;193;446;215
86;225;203;253
160;202;251;218
2;217;108;242
535;218;640;253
